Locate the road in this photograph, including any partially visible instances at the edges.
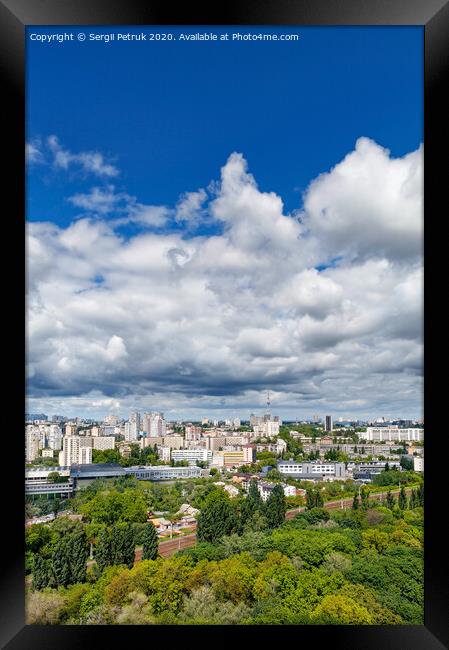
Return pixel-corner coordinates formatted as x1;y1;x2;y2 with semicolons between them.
86;486;416;566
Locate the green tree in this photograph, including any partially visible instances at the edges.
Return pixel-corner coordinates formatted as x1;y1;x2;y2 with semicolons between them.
113;523;136;568
306;488;324;510
51;537;72;587
352;494;359;510
400;457;413;471
142;522;159;561
197;497;238;543
311;594;373;624
240;479;263;528
360;487;369;510
264;484;286;529
398;486;408;510
32;554;51;590
70;529;89;583
416;484;424;507
26;524;52;554
386;491;396;510
95;527;115;572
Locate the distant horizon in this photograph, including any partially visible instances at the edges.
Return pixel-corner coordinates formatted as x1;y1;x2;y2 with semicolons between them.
25;409;423;424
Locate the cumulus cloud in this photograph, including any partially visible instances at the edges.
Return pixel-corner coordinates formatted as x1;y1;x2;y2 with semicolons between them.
175;189;208;227
301;137;423;262
26;139;423;419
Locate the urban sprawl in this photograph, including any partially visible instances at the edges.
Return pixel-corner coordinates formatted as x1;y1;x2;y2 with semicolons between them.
25;409;424;508
25;406;424;626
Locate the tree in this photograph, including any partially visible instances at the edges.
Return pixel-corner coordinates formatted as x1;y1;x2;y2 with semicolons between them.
197;498;238;543
416;484;424;507
398;486;408;510
385;462;390;472
400;456;413;471
51;537;72;587
352;494;359;510
242;509;268;533
312;594;372;624
32;554;51;590
69;529;89;583
264;484;286;529
306;488;324;510
142;522;159;560
95;527;115;572
113;523;136;568
360;487;369;510
240;479;263;528
386;491;396;510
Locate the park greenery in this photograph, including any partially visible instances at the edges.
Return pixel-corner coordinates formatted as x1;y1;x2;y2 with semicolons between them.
26;472;424;626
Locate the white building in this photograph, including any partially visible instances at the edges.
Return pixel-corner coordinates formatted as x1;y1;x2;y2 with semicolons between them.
365;427;424;442
58;436;92;466
252;420;280;437
125;465;202;480
144;412;167;438
171;449;213;465
277;460;346;480
257;482;296;501
157;446;172;462
125;412;141;442
47;425;63;451
413;457;424;472
41;449;54;458
25;426;40;462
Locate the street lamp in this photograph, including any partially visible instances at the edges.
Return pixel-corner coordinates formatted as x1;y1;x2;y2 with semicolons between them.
340;484;344;510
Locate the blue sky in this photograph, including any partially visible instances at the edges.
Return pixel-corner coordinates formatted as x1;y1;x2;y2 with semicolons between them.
27;26;422;229
26;27;424;420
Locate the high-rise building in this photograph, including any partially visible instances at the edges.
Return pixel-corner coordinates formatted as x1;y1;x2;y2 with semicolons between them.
47;425;63;451
145;412;166;438
324;415;333;432
65;423;77;436
125;412;141;442
25;426;40;462
58;436;92;466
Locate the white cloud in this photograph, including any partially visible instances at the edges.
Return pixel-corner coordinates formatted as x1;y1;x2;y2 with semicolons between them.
175;189;208;227
301;137;423;262
26;141;423;419
26;139;44;164
47;135;119;177
68;185;130;214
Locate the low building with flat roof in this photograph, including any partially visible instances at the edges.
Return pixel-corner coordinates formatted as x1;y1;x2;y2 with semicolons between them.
277;460;346;481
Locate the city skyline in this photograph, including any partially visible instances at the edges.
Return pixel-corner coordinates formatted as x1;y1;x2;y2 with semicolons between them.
26;26;423;422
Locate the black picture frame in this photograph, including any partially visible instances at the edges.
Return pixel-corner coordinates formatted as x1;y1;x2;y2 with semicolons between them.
2;0;448;648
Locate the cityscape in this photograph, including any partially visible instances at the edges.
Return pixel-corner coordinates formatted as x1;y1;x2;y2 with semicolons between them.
25;26;423;627
25;403;425;625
